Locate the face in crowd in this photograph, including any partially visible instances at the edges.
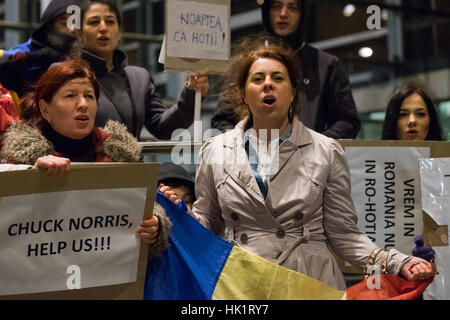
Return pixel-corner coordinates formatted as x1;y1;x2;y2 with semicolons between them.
39;77;97;140
396;93;430;140
269;0;301;37
243;57;295;131
53;13;73;34
79;3;121;60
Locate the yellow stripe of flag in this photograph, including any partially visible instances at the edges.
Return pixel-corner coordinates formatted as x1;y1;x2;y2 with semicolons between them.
213;246;345;300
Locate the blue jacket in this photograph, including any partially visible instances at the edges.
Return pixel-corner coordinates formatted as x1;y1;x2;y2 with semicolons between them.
0;0;80;96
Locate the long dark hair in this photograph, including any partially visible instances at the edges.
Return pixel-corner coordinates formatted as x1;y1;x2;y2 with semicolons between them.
20;58;99;129
381;83;445;140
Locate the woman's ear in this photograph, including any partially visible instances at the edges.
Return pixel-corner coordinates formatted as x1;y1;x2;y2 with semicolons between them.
39;99;52;123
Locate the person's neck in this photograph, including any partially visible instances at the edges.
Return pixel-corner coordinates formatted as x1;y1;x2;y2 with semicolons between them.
42;122;95;162
252;117;289;142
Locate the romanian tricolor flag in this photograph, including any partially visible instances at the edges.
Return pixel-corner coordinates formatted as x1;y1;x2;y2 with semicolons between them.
144;191;432;300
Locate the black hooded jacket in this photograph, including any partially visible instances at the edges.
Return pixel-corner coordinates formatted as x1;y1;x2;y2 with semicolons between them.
0;0;80;96
211;0;361;139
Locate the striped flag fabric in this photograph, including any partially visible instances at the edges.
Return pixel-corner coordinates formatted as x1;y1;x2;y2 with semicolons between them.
144;190;433;300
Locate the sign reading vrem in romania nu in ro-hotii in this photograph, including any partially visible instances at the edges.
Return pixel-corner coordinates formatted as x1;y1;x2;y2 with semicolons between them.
345;147;430;255
165;0;230;74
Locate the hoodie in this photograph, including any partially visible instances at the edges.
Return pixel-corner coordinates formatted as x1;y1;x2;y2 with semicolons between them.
32;0;81;47
0;0;81;96
261;0;312;50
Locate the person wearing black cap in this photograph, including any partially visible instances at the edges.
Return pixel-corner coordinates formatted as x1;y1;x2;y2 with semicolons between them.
158;163;195;210
0;0;81;96
212;0;361;139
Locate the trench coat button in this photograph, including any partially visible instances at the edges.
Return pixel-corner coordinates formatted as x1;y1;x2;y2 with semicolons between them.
231;212;238;220
295;212;304;220
276;229;285;239
240;233;248;244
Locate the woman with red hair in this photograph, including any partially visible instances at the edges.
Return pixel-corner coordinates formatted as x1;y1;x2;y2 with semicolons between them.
1;58;141;173
1;59;163;247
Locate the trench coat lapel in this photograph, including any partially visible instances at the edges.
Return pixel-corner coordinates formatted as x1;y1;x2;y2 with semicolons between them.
269;116;313;181
222;120;266;204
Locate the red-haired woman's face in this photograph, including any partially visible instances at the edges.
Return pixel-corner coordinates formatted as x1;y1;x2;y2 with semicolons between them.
39;78;97;139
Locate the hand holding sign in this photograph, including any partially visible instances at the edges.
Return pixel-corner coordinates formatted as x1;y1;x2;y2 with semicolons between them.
186;69;209;97
136;215;160;245
34;155;71;176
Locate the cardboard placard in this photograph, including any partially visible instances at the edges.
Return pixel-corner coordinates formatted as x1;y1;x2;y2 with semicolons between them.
0;162;159;299
164;0;230;74
334;140;450;275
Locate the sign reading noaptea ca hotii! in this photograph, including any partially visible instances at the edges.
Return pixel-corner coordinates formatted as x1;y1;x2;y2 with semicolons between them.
0;188;147;296
166;0;229;61
345;147;430;255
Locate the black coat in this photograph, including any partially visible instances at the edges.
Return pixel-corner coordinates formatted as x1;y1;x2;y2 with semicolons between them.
81;49;195;140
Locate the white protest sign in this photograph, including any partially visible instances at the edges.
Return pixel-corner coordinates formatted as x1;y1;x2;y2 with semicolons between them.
420;157;450;300
164;0;230;74
345;147;430;255
0;187;147;296
166;0;229;61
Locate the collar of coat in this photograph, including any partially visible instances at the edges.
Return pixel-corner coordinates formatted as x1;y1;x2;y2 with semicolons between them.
226;115;313;149
1;120;142;165
80;48;128;74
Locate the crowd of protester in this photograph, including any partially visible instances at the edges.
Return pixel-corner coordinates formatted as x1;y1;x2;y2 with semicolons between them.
0;0;443;295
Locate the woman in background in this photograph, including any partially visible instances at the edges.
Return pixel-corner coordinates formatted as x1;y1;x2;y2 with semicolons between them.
76;0;209;140
382;83;446;141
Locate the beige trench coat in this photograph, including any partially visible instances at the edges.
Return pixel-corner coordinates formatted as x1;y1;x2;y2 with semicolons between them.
191;116;412;290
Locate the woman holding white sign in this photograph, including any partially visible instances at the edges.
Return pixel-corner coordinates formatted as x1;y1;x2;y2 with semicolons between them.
76;0;209;140
161;37;437;290
0;58;166;248
1;58;142;168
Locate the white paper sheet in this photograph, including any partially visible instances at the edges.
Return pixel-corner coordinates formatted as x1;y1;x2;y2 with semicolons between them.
0;187;147;295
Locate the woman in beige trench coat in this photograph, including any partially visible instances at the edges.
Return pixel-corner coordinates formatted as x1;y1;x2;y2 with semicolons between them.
161;36;436;290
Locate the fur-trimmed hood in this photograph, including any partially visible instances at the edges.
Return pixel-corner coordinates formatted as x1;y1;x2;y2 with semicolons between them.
1;120;142;164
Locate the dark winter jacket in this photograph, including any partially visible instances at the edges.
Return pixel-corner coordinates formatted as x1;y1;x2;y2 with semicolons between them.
0;0;80;96
80;49;196;140
212;0;361;139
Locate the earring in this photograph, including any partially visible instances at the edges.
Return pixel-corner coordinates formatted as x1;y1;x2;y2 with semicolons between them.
288;104;293;122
